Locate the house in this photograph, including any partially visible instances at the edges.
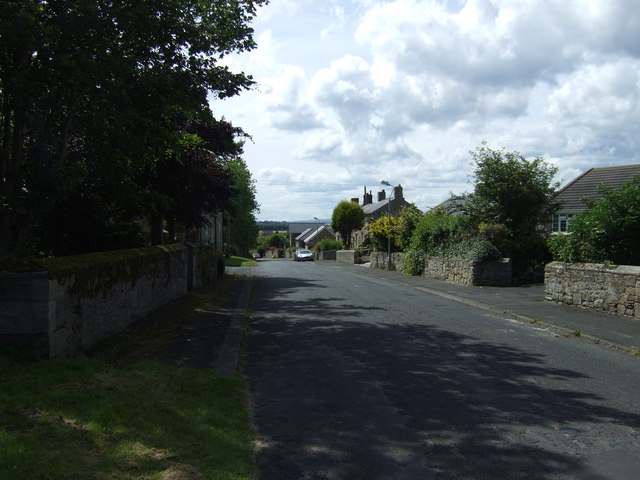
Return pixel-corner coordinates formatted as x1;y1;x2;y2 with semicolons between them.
288;222;325;248
551;164;640;233
294;224;336;249
350;184;412;248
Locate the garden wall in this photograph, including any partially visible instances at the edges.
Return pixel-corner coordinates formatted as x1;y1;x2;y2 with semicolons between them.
545;261;640;318
336;250;361;264
370;252;512;286
0;244;223;357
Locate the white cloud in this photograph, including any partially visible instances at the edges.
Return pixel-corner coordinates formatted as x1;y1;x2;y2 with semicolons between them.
211;0;640;221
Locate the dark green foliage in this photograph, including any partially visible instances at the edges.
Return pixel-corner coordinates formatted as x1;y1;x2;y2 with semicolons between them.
396;203;424;251
410;208;472;257
405;208;502;273
401;249;426;276
0;0;266;257
549;174;640;265
459;144;559;276
225;157;260;257
315;239;342;252
331;201;364;249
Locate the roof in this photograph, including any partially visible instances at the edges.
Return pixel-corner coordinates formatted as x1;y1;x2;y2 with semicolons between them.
296;225;335;243
289;222;324;235
363;198;390;215
295;227;314;241
557;164;640;211
363;198;411;216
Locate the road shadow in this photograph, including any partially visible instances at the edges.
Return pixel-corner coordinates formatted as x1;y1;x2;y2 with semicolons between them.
245;274;640;479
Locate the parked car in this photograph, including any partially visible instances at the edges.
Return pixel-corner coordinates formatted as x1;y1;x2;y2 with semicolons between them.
252;252;261;259
293;249;314;261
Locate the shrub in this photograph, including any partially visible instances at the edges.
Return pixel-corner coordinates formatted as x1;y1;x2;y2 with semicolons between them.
315;239;342;252
448;237;502;262
402;249;426;276
369;216;399;252
410;209;472;256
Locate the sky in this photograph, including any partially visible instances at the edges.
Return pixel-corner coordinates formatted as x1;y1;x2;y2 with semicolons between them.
211;0;640;222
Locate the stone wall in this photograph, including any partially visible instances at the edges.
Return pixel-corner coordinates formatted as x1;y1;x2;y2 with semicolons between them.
370;252;404;270
545;261;640;318
318;249;337;261
336;250;360;264
370;252;512;286
0;244;222;357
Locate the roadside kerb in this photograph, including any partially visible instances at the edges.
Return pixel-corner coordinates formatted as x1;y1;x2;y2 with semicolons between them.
215;274;254;378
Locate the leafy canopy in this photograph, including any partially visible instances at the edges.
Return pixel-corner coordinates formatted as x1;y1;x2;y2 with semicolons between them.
459;144;559;274
331;201;364;249
0;0;267;257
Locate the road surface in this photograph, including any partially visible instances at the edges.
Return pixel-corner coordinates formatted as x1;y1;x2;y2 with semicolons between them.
242;259;640;480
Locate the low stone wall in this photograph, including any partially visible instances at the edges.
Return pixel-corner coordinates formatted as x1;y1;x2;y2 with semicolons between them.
318;249;337;261
370;252;404;270
424;257;511;286
545;261;640;318
336;250;359;264
370;252;512;286
0;244;222;357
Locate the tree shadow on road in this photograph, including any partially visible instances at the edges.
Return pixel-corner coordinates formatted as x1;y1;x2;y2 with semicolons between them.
245;275;640;479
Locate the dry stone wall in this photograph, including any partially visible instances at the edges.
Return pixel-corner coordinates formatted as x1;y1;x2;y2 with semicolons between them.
0;244;222;357
370;252;512;286
545;261;640;318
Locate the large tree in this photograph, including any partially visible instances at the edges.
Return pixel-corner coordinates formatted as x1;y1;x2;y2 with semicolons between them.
460;144;560;275
331;200;364;249
225;156;259;256
0;0;267;257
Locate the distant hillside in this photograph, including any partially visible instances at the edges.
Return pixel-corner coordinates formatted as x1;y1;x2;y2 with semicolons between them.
257;221;289;231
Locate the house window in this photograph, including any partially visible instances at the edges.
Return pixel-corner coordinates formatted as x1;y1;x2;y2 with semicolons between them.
551;213;574;233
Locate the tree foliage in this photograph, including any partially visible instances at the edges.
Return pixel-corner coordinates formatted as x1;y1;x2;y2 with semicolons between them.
409;208;501;263
225;157;260;256
549;174;640;265
0;0;267;257
369;215;399;252
331;201;364;249
395;203;424;251
459;144;559;274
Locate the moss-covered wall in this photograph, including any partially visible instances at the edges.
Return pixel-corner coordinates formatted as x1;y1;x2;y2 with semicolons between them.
1;244;204;357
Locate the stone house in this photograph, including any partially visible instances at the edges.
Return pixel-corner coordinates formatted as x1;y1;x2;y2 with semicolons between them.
294;224;336;249
551;163;640;233
349;184;412;248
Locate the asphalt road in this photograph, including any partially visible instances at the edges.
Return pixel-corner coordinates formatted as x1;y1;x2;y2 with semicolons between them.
242;259;640;480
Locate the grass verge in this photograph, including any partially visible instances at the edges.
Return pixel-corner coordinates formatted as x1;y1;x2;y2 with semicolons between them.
0;280;255;480
225;256;257;267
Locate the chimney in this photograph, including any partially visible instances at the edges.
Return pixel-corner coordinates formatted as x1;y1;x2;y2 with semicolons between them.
394;184;403;200
377;190;386;202
351;197;359;203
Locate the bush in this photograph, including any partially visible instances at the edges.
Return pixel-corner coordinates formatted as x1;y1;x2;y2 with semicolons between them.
402;249;426;276
369;216;399;252
315;239;342;252
410;209;472;256
448;237;502;262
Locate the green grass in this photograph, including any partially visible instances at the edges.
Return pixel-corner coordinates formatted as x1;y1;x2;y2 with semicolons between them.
225;256;257;267
0;281;255;480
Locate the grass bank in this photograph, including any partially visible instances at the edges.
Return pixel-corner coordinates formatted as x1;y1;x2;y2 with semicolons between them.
225;256;257;267
0;279;255;480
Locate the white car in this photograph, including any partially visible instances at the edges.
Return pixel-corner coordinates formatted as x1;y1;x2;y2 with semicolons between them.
294;249;314;261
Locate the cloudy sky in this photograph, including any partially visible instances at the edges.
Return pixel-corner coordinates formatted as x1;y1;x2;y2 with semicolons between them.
211;0;640;221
